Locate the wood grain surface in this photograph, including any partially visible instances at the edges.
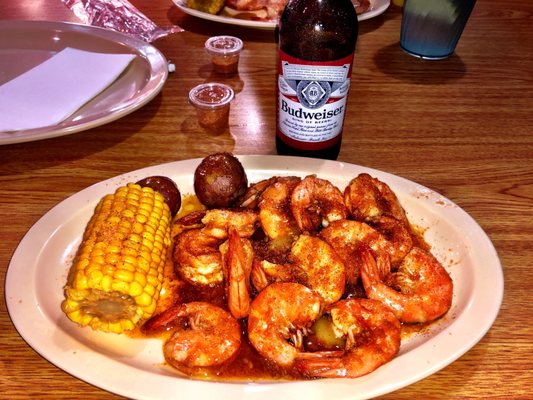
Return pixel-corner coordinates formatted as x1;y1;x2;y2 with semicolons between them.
1;0;531;398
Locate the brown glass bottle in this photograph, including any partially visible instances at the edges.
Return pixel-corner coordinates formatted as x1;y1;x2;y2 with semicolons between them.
276;0;358;160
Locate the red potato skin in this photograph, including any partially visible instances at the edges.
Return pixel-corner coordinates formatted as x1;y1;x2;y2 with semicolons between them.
194;153;248;209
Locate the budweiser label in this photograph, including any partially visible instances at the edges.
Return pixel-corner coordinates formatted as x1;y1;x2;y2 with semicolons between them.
277;50;354;148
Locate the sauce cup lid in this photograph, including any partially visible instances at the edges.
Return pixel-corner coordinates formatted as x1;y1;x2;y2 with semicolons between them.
205;36;243;57
189;83;235;109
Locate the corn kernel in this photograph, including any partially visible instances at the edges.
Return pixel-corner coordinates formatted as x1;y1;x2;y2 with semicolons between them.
61;299;80;313
136;292;152;307
67;309;83;322
139;249;152;262
80;313;94;326
122;247;137;257
133;272;147;286
121;319;135;331
107;321;123;334
145;284;156;296
123;209;135;219
107;216;121;225
146;274;159;287
130;223;141;235
101;274;113;291
119;262;135;272
111;280;130;293
114;269;134;283
137;257;150;272
107;244;121;254
124;239;140;251
102;265;116;276
88;270;103;286
129;281;144;297
75;271;88;290
140;202;154;213
122;254;137;266
143;301;157;317
92;255;106;266
137;208;151;219
105;253;120;265
77;258;90;271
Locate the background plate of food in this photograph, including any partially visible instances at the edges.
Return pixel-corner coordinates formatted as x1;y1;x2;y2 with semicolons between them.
173;0;390;29
6;155;503;399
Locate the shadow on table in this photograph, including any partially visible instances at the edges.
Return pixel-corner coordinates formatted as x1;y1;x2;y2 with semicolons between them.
0;94;162;176
177;114;237;155
374;42;467;84
197;66;245;94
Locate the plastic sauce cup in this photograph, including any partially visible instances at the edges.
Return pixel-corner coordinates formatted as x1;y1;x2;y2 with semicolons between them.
205;36;243;74
189;83;234;132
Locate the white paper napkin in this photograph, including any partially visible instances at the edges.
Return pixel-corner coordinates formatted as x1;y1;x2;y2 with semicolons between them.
0;47;136;132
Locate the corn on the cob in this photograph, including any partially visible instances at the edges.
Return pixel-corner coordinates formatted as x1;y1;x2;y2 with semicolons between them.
186;0;225;15
61;183;172;334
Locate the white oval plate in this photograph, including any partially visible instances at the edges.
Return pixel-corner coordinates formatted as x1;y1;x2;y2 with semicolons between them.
6;156;503;400
0;21;168;145
173;0;391;30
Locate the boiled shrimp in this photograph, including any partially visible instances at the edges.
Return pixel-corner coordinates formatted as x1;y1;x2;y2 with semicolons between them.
258;176;301;241
360;247;453;323
289;234;345;306
220;227;253;319
248;282;322;367
370;215;413;264
291;175;348;233
161;302;241;371
344;173;409;226
238;177;278;209
173;228;224;285
296;298;401;378
250;234;344;305
173;208;258;285
201;208;259;239
320;219;410;286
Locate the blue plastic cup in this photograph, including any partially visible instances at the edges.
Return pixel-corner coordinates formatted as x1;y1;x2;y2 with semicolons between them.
400;0;477;60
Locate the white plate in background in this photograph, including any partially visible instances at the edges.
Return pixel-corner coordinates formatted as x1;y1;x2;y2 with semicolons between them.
0;21;167;145
173;0;391;29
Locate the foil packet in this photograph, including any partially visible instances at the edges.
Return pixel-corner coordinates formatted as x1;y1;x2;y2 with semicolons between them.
63;0;183;42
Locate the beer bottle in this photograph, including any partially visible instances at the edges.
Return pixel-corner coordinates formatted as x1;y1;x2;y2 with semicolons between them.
276;0;359;160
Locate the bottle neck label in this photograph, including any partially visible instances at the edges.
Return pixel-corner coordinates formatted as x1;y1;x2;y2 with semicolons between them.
277;50;354;150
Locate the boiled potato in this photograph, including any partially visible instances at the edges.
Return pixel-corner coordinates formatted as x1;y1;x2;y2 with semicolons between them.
194;153;248;209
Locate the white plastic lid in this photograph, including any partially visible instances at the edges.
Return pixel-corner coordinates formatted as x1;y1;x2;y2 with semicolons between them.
189;83;235;109
205;36;243;56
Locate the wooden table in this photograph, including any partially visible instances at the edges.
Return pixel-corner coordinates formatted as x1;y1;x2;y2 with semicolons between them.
1;0;531;398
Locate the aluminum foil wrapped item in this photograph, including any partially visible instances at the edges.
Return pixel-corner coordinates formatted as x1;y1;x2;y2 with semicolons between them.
63;0;183;42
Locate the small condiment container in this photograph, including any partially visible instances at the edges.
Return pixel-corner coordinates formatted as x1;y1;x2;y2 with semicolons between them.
189;83;234;132
205;36;243;74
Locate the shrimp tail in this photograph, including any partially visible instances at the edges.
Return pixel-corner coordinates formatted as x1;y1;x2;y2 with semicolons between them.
176;210;206;226
296;351;347;378
226;227;252;319
360;248;384;283
141;304;182;334
375;249;392;280
251;259;270;292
